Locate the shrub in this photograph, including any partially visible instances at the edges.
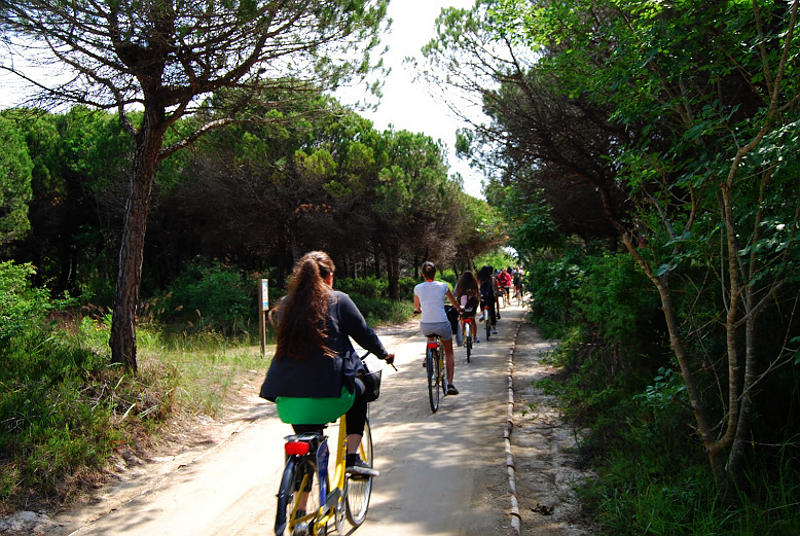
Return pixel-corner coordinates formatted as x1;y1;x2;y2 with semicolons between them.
335;275;387;299
0;261;51;346
573;252;659;350
155;259;256;335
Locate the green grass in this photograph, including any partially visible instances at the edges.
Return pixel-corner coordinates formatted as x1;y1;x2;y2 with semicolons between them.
0;313;270;514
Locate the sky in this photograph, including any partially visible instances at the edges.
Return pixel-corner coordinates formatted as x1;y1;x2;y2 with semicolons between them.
338;0;485;199
0;0;485;198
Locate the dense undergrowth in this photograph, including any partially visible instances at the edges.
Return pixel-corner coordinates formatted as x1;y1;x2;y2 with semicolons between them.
526;249;800;535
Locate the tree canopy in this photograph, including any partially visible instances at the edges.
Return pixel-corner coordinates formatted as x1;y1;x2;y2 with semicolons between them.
0;0;391;371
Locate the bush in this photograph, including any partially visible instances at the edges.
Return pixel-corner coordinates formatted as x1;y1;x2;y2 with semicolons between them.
526;252;583;338
0;261;50;346
335;275;387;299
573;252;659;348
154;259;256;335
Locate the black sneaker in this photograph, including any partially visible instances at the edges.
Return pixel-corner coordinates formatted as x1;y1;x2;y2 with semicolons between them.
346;454;379;478
447;384;459;395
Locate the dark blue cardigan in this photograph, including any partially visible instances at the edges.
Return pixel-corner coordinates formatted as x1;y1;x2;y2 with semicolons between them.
259;291;388;401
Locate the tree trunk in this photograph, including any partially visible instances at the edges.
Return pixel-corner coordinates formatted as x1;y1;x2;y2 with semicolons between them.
109;119;165;372
622;234;726;485
385;247;400;300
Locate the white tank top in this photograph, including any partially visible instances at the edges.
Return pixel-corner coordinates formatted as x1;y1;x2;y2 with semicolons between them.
414;280;450;323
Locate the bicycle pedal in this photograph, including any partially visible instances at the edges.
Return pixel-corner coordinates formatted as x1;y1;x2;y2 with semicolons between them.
291;521;311;535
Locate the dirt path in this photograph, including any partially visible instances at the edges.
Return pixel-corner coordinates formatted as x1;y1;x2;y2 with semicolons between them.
9;304;591;536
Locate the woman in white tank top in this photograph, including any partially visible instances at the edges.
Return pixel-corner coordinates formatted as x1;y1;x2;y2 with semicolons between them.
413;261;462;395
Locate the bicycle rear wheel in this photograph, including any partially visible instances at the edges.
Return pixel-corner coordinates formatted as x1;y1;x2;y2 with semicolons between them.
465;323;472;362
345;418;374;526
485;311;491;341
275;458;299;536
426;347;440;412
275;456;323;536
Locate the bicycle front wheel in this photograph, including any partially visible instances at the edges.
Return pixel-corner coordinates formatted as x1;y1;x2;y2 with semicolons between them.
426;347;440;412
345;418;374;526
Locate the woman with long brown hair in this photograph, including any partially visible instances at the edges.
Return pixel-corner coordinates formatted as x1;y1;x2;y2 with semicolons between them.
260;251;394;476
455;270;481;343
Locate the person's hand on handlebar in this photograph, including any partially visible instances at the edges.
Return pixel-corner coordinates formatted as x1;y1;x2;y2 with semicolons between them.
379;351;397;370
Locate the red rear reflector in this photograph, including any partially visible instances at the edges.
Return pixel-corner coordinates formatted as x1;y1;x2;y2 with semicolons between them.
285;441;310;456
426;341;438;349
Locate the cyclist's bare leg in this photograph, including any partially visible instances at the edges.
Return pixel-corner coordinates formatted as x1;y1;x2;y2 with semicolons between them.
442;338;455;384
346;434;362;455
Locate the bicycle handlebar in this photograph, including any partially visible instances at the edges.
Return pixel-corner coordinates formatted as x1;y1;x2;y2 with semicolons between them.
360;350;397;371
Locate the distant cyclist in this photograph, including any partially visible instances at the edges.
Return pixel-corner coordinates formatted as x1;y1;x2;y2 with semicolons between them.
478;265;498;334
512;267;523;300
455;270;481;343
413;261;462;395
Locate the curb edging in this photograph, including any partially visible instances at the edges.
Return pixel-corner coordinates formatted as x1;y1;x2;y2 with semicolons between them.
506;319;523;536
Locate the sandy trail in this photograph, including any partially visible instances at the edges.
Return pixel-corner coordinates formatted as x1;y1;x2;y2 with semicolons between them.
44;304;585;536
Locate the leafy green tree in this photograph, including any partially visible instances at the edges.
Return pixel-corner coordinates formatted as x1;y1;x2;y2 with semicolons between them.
419;1;629;245
4;107;132;299
0;0;390;371
0;115;33;245
492;0;800;487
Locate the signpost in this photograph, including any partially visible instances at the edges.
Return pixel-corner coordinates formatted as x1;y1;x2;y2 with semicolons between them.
259;279;269;357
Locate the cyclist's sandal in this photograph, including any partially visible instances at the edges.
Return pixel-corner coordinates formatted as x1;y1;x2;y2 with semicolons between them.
447;384;459;395
346;454;379;478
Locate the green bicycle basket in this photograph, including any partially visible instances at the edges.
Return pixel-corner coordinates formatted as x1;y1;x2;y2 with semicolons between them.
275;386;354;425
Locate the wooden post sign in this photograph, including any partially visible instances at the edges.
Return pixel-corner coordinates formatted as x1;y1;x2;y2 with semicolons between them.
259;278;269;357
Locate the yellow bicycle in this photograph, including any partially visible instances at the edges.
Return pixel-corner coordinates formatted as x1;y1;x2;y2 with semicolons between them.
274;410;374;535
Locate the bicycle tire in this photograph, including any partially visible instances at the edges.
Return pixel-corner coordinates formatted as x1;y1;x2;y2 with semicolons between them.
440;350;447;395
275;454;324;536
275;457;299;535
465;323;471;362
485;311;491;341
426;347;440;412
345;418;374;526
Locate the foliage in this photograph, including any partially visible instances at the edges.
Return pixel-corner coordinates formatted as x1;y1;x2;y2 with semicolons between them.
0;115;33;245
524;248;584;338
474;248;518;273
0;279;266;512
154;259;256;336
573;252;659;347
336;275;387;299
0;261;49;345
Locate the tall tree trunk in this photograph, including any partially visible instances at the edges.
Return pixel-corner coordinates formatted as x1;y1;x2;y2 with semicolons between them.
109;120;165;372
385;247;400;300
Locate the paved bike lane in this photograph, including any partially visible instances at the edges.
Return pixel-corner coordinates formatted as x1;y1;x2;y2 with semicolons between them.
49;306;527;536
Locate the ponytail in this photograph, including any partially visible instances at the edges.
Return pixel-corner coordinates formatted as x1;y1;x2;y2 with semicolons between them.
275;251;336;360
